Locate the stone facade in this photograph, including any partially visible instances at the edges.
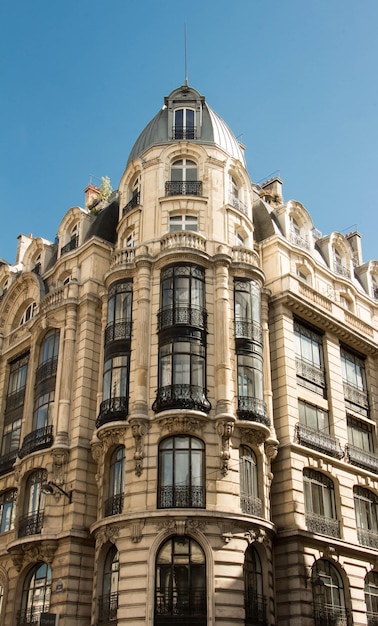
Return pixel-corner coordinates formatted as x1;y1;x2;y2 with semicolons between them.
0;84;376;626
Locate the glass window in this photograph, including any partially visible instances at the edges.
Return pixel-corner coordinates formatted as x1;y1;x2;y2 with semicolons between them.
0;489;17;532
106;281;133;343
365;571;378;622
20;562;51;625
341;346;368;416
169;215;198;232
234;279;262;344
312;559;346;626
105;447;125;516
237;353;264;401
155;536;206;626
347;416;373;452
354;487;378;549
158;436;205;508
2;353;29;458
303;469;339;537
244;546;266;625
174;108;195;139
98;546;119;624
298;400;329;432
19;470;46;538
294;320;326;395
103;356;129;403
166;160;201;197
239;446;261;516
19;303;36;326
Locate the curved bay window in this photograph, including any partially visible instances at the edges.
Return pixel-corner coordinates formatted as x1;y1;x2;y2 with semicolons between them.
244;545;266;626
235;280;262;346
165;159;202;197
365;571;378;625
303;469;339;538
18;562;51;625
354;486;378;549
18;469;47;538
158;436;205;509
105;447;125;517
240;446;262;517
155;536;206;626
97;281;133;428
154;265;210;414
98;546;119;625
311;560;349;626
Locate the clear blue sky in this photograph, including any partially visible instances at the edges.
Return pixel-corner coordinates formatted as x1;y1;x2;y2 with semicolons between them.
1;0;377;264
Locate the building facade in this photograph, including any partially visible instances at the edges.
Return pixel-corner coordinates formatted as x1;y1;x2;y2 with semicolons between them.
0;84;376;626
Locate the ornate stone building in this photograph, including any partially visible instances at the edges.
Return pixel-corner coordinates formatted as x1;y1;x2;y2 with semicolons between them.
0;84;376;626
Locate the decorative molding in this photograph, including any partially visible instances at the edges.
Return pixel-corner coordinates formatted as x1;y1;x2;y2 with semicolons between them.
51;448;69;486
98;427;127;453
95;525;120;549
155;517;207;535
157;415;205;436
216;420;234;477
130;519;145;543
245;527;266;545
241;428;266;447
130;419;149;477
8;540;58;572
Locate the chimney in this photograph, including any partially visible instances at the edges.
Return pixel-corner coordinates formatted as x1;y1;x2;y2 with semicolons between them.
84;183;101;211
345;231;363;267
260;177;283;206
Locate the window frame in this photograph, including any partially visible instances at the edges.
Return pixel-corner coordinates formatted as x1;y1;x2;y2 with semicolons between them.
19;562;52;625
294;319;326;396
158;435;205;509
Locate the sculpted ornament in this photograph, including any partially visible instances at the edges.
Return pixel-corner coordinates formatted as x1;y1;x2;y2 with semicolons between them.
245;527;266;545
131;420;149;476
51;449;69;486
216;420;234;477
98;427;127;454
242;429;266;447
96;525;120;549
158;415;204;435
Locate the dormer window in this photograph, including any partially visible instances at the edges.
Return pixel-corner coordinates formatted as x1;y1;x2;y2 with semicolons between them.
174;108;195;140
61;223;79;256
333;248;351;279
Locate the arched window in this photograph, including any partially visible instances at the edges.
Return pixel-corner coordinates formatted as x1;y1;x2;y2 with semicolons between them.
354;486;378;548
311;559;347;626
174;108;195;139
166;159;201;197
19;469;47;538
365;571;378;624
61;222;79;255
105;447;125;517
239;446;261;516
19;303;36;326
0;489;17;533
303;469;339;538
155;536;206;626
234;280;262;342
333;247;351;278
158;436;205;509
19;562;51;624
105;282;133;345
244;545;266;625
98;546;119;624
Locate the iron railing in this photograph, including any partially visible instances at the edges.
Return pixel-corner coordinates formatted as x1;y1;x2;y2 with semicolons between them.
5;388;26;411
295;424;344;459
104;320;132;345
96;397;128;428
357;527;378;549
153;384;211;414
237;397;270;426
245;592;267;626
123;192;140;214
157;306;207;331
19;425;53;459
35;357;58;385
165;181;202;197
290;231;310;250
158;485;205;509
306;513;340;538
17;606;47;625
343;381;369;415
367;612;378;626
333;261;351;279
0;450;18;476
104;494;124;517
240;493;263;517
235;319;263;344
155;588;206;622
18;511;44;538
313;603;349;626
98;592;118;624
346;444;378;473
60;235;79;256
173;126;197;140
296;357;326;394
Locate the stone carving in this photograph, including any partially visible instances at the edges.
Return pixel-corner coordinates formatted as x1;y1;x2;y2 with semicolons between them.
98;427;127;454
217;420;234;477
158;415;205;435
9;540;58;571
130;520;144;543
131;420;148;476
96;525;120;549
242;429;266;446
51;448;69;486
245;527;266;544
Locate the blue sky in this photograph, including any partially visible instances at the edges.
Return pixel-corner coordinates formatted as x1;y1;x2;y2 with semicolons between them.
1;0;377;264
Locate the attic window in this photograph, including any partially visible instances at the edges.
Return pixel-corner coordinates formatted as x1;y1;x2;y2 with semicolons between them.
19;303;36;326
174;108;195;140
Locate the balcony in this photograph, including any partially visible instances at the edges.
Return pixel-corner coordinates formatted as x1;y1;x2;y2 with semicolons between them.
5;388;26;412
98;592;118;624
18;511;44;538
367;613;378;626
96;397;128;429
165;181;202;197
290;230;310;250
346;444;378;473
35;357;58;386
174;126;197;140
229;194;248;215
155;588;206;625
235;319;263;344
123;191;140;215
237;397;270;427
19;426;54;459
240;493;263;517
157;306;207;332
158;485;205;508
343;381;369;416
333;260;351;279
357;527;378;550
313;604;349;626
104;494;124;517
245;592;267;626
153;385;211;414
295;424;344;459
305;513;340;538
295;357;326;395
160;231;206;253
104;321;132;345
0;450;18;476
60;235;79;256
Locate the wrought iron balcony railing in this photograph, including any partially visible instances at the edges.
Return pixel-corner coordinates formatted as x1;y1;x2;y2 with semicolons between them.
290;230;310;250
155;588;206;620
18;511;44;538
367;612;378;626
17;606;45;625
343;381;369;415
123;191;140;215
104;320;132;345
104;494;124;517
96;396;128;428
346;444;378;473
19;425;54;459
313;603;349;626
173;126;197;140
165;181;202;197
235;319;263;344
0;450;18;476
153;384;211;414
295;424;344;459
240;493;263;517
158;485;205;509
295;357;326;394
5;388;26;412
245;592;267;626
35;357;58;385
60;235;79;256
157;306;207;331
237;397;270;427
98;591;118;623
333;261;351;279
306;513;340;538
357;527;378;550
229;194;248;215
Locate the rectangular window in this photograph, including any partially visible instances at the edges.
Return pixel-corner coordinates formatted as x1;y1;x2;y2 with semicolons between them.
299;401;329;432
294;320;326;396
341;346;369;416
347;416;373;452
169;215;198;232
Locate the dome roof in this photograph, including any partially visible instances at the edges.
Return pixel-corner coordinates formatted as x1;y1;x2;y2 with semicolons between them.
127;85;246;166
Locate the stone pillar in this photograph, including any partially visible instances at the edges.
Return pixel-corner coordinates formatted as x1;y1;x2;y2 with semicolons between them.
55;299;78;447
261;288;276;438
131;252;152;418
213;254;234;418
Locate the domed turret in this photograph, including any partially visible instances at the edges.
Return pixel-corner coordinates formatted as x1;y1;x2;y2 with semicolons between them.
127;84;246;165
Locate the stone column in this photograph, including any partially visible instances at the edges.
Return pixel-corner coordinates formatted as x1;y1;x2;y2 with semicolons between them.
213;254;234;419
55;296;78;448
